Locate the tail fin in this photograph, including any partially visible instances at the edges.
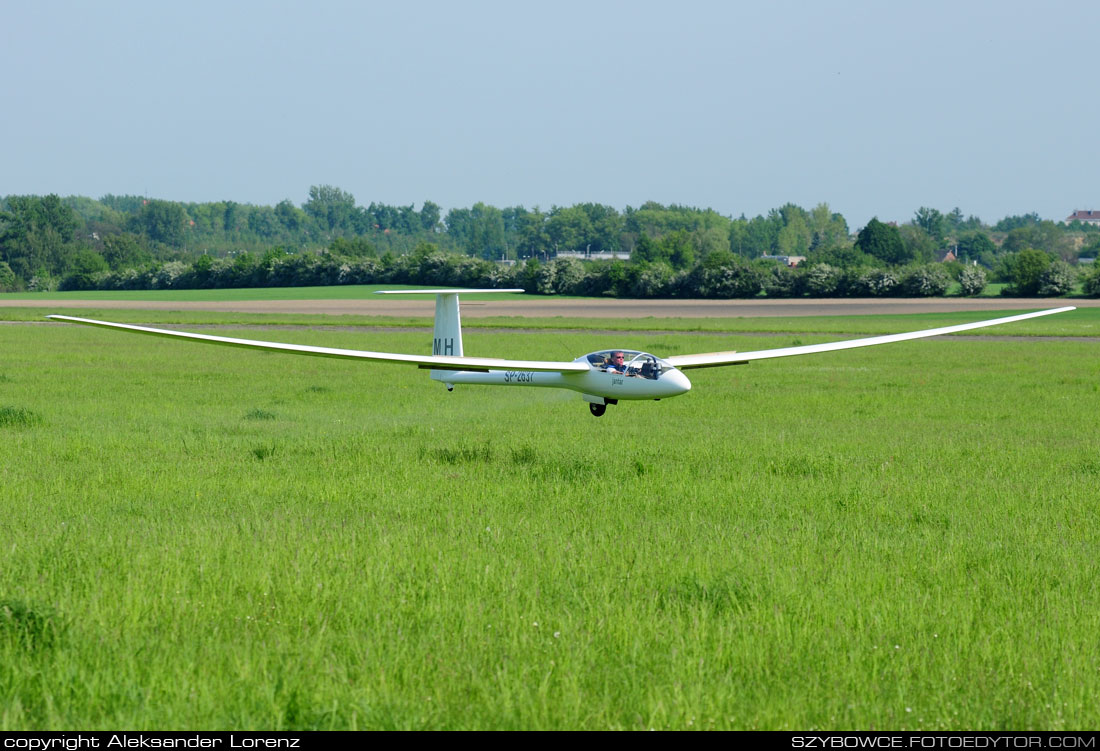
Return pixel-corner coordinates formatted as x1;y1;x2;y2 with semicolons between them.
433;292;462;356
374;288;523;357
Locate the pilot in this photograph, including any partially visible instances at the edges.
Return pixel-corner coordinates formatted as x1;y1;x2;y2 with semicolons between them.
606;351;628;373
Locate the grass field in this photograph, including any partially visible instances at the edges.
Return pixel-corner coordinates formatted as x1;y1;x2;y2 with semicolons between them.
2;304;1098;339
2;306;1099;729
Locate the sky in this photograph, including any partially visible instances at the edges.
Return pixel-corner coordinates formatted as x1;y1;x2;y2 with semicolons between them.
1;0;1096;229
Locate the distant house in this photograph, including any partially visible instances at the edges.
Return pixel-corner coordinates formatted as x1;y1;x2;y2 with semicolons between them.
761;254;805;267
555;250;631;261
935;248;957;263
1065;210;1100;226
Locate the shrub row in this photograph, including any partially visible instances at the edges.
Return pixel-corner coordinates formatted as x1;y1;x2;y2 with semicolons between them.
58;248;1097;298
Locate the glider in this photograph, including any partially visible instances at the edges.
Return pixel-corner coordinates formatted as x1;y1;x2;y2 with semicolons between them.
49;290;1074;417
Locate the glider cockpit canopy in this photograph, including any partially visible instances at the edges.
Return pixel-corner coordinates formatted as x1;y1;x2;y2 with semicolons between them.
581;350;675;380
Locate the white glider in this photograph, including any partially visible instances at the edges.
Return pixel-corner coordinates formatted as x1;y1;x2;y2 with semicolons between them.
48;290;1074;417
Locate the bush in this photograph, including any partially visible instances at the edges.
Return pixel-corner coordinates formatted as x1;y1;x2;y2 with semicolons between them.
858;267;902;296
59;250;110;291
804;264;843;297
535;257;589;295
851;267;900;297
899;264;951;297
153;261;188;289
1082;265;1100;297
682;260;763;298
957;265;987;296
1036;261;1077;297
761;264;803;298
708;263;763;298
0;261;18;292
628;262;675;298
1009;249;1052;296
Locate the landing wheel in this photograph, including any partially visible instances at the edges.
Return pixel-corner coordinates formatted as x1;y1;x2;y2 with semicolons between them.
589;402;606;417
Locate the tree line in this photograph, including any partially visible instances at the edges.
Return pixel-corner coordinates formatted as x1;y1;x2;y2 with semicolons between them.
2;187;1099;297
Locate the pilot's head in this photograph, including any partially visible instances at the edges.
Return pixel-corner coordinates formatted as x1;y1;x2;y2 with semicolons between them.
610;351;625;366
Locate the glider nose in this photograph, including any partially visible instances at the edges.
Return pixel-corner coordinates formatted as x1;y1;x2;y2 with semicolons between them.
663;368;691;396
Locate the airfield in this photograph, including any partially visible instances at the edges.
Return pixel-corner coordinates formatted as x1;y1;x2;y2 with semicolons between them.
2;295;1096;318
2;294;1099;729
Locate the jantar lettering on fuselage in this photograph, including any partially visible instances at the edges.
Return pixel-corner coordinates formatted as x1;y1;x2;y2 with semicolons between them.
433;337;455;356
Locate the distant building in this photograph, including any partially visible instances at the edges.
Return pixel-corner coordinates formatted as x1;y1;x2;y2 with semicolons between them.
1065;210;1100;226
761;254;805;267
935;248;957;263
555;250;631;261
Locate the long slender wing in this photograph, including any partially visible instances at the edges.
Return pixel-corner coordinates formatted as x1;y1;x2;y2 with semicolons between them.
46;315;588;373
665;307;1076;370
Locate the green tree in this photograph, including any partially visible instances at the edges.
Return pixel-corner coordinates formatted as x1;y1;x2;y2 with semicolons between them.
468;203;507;259
777;213;811;255
0;194;83;279
275;199;307;232
446;203;507;259
742;214;781;256
0;260;17;291
631;234;668;265
913;207;946;242
245;206;280;238
546;205;592;253
100;233;152;270
804;244;876;269
576;203;622;253
808;203;849;251
1082;264;1100;297
515;207;549;259
420;201;441;232
855;218;908;265
329;237;377;257
304;185;356;233
1002;221;1075;261
956;231;996;261
729;217;750;256
994;213;1040;232
135;200;188;246
898;225;936;264
223;201;239;233
60;249;109;290
1010;249;1052;296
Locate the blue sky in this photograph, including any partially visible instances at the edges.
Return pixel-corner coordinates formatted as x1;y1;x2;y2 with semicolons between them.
2;0;1096;228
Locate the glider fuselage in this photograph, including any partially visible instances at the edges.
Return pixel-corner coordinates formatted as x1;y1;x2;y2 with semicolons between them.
430;353;692;402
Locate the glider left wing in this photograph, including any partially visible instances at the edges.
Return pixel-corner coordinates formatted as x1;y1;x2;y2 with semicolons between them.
665;307;1076;370
45;315;588;373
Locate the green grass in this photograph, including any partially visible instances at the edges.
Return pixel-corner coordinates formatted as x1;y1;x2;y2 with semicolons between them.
4;304;1100;338
2;313;1099;729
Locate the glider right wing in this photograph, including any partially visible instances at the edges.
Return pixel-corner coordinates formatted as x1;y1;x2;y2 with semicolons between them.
665;307;1076;370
